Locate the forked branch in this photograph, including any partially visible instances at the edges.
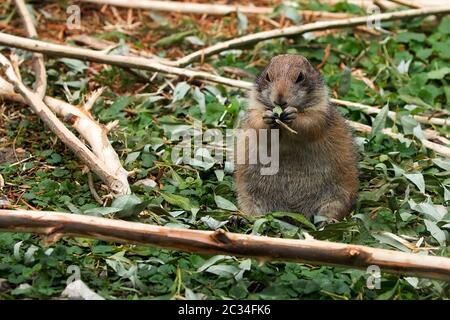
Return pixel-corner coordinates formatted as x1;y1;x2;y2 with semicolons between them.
0;54;130;195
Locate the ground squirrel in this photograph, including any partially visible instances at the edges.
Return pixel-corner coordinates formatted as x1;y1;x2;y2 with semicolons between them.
235;54;359;222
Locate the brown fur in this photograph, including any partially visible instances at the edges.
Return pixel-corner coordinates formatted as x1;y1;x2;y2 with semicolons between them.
235;55;359;221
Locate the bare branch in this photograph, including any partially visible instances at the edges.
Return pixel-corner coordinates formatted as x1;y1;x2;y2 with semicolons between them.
0;32;251;90
79;0;350;18
172;6;450;67
0;208;449;281
349;121;450;157
332;98;450;126
388;0;422;9
13;0;46;99
0;55;130;195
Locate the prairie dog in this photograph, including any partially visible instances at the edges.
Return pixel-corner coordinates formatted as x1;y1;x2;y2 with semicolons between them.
235;54;359;221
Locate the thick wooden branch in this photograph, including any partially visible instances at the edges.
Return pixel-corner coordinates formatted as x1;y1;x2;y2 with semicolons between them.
13;0;46;99
0;54;130;195
0;209;449;281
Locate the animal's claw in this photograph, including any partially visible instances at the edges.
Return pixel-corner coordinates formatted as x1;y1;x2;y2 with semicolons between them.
280;107;298;124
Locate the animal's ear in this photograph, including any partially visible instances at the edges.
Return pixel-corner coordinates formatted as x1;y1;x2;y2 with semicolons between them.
255;65;271;88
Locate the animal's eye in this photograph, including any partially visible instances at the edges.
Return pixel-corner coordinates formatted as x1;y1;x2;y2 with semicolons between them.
265;73;271;82
296;72;305;83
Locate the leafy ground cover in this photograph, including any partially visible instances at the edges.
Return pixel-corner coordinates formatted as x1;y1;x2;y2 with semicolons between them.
0;0;449;299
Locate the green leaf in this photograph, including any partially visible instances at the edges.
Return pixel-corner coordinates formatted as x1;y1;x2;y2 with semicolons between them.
338;67;352;96
403;173;426;194
155;30;195;47
424;219;446;246
112;194;142;210
236;11;248;34
270;212;316;230
438;16;450;34
172;82;191;102
58;58;88;73
84;207;121;216
185;36;205;46
376;281;399;300
282;6;301;24
103;96;131;118
197;255;231;272
200;215;228;230
124;151;140;165
433;158;450;171
161;192;193;211
370;104;389;137
399;94;433;109
214;194;238;211
111;194;148;218
273;106;283;116
148;12;169;26
427;67;450;80
395;32;426;43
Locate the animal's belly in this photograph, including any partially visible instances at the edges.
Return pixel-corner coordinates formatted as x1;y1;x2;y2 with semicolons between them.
247;159;335;216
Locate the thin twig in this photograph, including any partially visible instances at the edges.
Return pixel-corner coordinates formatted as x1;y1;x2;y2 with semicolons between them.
275;119;298;134
87;170;103;205
388;0;422;9
13;0;46;99
83;87;105;112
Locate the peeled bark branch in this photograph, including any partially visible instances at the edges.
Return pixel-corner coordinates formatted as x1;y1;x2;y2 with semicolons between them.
0;208;449;281
0;54;130;194
0;77;130;195
13;0;46;99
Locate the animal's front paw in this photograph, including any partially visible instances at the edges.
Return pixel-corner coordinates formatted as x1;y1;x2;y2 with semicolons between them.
262;110;277;126
280;107;298;124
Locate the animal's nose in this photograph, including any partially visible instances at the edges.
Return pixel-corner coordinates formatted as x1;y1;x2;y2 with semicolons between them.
274;98;287;108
